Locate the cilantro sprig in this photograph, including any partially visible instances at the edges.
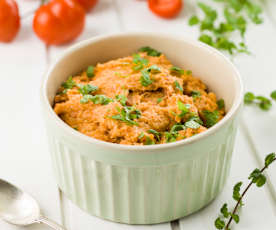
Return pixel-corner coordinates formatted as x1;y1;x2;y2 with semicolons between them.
215;153;275;230
80;94;113;105
61;76;76;93
140;65;161;86
132;54;149;71
189;1;263;55
138;46;162;57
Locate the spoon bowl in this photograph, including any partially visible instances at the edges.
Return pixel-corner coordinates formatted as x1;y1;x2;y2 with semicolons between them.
0;179;65;230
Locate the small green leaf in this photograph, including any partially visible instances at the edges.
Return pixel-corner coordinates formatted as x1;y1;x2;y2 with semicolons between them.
244;92;255;104
177;101;190;117
145;136;155;145
170;66;184;75
249;168;266;187
265;153;276;167
138;132;145;139
214;217;225;229
220;203;229;218
189;15;200;26
170;124;186;132
77;84;98;95
86;66;95;78
140;69;153;86
115;95;127;106
138;46;161;57
157;97;163;104
191;90;201;99
233;181;242;201
256;96;272;111
203;110;219;128
62;76;76;89
199;34;214;46
230;213;240;223
148;129;161;141
185;120;200;129
174;81;183;93
147;65;161;73
217;99;225;109
186;70;192;75
270;90;276;100
164;131;178;143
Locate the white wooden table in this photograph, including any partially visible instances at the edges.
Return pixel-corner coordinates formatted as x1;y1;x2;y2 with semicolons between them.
1;0;276;229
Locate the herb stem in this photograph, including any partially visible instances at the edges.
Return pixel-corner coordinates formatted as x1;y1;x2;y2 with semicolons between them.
225;158;276;229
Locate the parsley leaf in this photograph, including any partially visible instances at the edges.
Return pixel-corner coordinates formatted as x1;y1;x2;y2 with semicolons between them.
145;136;155;145
62;76;76;90
157;97;163;104
86;65;95;78
164;131;178;143
265;153;276;167
80;94;113;105
170;66;184;75
138;46;161;57
77;84;98;95
148;129;161;141
174;81;183;93
215;217;225;229
177;101;190;117
220;203;229;218
217;99;225;109
248;168;266;187
203;110;219;128
185;120;201;129
138;132;145;139
111;106;141;126
115;95;127;106
233;181;242;201
191;90;201;98
132;54;149;71
140;69;153;86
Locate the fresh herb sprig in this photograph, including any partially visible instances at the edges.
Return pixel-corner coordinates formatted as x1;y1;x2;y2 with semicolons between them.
244;90;276;111
111;106;141;126
215;153;276;230
189;0;263;55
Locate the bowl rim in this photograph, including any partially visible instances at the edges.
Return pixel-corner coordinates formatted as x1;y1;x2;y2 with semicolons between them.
41;32;243;151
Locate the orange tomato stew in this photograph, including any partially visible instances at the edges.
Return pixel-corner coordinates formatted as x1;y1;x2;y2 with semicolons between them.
53;47;225;145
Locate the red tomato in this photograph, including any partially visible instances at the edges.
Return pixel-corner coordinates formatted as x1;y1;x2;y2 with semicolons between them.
33;0;85;45
75;0;98;11
0;0;20;42
148;0;182;19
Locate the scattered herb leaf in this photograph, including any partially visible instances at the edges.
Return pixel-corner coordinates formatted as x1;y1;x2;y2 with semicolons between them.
86;65;95;78
138;46;161;57
203;110;219;128
174;80;183;93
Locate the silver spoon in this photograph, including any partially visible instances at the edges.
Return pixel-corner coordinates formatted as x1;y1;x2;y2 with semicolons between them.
0;179;66;230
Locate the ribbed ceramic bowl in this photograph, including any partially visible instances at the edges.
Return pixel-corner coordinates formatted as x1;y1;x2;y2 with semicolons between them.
41;33;243;224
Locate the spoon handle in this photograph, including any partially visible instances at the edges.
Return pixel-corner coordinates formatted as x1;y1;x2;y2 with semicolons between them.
38;216;66;230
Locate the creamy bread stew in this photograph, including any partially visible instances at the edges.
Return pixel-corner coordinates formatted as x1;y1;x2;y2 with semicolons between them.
54;47;225;145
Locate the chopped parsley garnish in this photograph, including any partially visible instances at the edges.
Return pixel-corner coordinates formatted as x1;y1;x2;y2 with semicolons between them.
157;97;163;104
165;131;178;143
140;65;160;87
170;66;184;76
185;120;201;129
111;106;141;126
80;95;113;105
174;81;183;93
186;70;192;75
147;65;161;73
217;99;225;110
145;136;155;145
170;124;186;132
115;95;127;106
140;69;153;86
62;76;76;92
203;110;219;128
191;90;201;98
138;46;161;57
189;1;263;55
77;84;98;95
86;65;95;78
138;132;145;139
132;54;149;71
147;129;161;141
177;101;190;117
188;114;203;125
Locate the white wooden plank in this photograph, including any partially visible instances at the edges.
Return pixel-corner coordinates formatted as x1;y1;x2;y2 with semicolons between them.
231;9;276;194
179;128;276;230
59;190;171;230
0;15;61;229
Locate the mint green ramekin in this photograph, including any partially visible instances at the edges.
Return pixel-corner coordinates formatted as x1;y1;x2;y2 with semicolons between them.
41;33;243;224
